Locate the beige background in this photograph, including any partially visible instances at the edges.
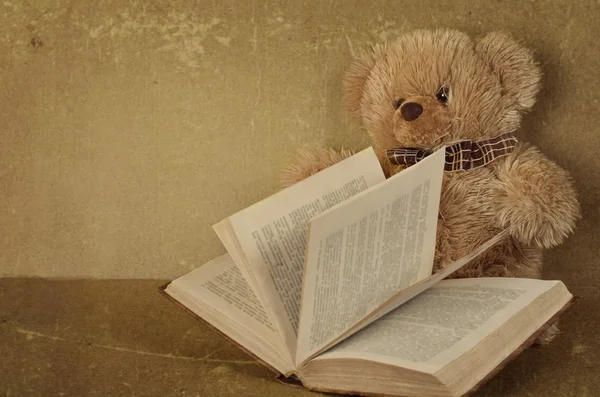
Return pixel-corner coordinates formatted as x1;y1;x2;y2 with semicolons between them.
1;0;598;279
2;1;599;396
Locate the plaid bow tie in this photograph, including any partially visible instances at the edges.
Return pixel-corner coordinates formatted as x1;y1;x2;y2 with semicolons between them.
386;132;518;172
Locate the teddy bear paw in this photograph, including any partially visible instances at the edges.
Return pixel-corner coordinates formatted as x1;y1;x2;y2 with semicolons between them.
281;147;355;188
502;209;579;249
494;145;581;249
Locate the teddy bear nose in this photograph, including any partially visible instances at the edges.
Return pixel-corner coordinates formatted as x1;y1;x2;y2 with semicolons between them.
401;102;423;121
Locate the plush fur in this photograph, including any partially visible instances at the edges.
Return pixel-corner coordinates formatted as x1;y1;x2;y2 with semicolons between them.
283;29;580;344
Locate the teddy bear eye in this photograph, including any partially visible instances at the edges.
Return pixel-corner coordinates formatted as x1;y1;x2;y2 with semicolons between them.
395;98;405;109
436;86;450;104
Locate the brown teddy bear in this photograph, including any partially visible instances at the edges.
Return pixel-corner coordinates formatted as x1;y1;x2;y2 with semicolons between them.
282;29;580;344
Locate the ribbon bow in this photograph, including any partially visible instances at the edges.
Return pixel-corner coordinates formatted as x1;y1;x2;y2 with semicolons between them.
386;132;518;172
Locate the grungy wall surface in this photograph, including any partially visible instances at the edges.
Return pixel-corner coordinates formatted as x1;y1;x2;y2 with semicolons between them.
1;0;598;278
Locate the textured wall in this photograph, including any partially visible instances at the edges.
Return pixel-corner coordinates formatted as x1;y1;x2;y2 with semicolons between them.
1;0;598;278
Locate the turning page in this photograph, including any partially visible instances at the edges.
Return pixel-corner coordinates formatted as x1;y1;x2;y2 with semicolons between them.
296;147;446;365
164;254;294;374
324;228;512;349
225;148;387;362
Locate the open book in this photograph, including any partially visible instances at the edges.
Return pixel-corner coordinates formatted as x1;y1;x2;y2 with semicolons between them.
161;147;576;397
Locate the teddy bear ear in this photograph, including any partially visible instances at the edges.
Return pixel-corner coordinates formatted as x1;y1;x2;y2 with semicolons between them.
343;44;386;117
475;32;542;111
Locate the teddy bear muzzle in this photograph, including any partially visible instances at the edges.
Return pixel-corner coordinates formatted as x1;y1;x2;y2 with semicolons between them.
400;102;424;121
393;96;452;146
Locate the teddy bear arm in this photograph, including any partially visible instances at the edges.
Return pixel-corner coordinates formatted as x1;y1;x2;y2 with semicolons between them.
492;144;580;249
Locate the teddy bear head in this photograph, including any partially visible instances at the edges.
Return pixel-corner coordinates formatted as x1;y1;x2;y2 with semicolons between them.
344;29;542;151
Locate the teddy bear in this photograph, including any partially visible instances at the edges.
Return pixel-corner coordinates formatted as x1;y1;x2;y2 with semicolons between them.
282;29;580;344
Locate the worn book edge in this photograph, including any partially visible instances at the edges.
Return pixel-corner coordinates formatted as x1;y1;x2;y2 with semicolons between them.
275;295;578;397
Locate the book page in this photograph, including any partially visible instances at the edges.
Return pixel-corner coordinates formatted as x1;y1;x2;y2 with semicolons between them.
295;147;445;365
226;148;386;362
165;253;294;374
325;229;512;346
213;219;264;303
310;278;568;373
